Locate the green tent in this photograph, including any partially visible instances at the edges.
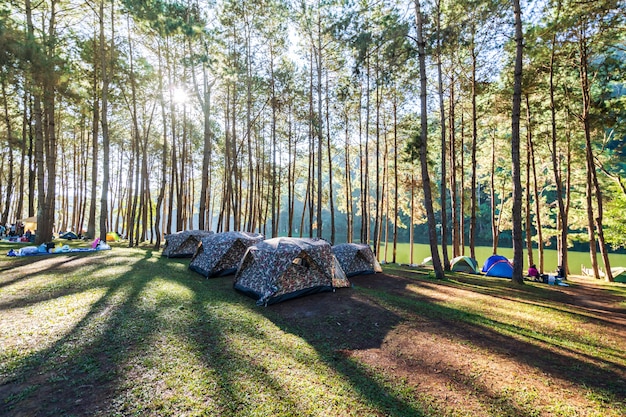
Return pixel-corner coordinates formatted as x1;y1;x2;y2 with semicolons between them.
612;267;626;283
450;256;479;273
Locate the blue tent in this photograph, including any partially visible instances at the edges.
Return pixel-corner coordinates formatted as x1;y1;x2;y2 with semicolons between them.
482;255;513;279
481;255;508;273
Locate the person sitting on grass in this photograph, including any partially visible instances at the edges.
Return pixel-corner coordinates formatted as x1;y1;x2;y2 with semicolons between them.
527;264;540;281
556;265;566;280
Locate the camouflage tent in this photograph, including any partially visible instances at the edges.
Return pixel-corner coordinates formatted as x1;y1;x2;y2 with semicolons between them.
189;231;264;278
162;230;213;258
234;237;350;306
332;243;382;277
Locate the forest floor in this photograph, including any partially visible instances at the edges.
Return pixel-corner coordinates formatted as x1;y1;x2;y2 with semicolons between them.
1;246;625;416
272;266;626;416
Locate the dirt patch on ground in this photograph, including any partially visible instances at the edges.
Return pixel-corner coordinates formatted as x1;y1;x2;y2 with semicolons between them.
270;272;626;416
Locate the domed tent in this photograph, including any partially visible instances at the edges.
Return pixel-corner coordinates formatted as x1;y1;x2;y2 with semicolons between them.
612;267;626;283
234;237;350;306
481;255;508;272
189;231;264;278
450;256;479;273
482;255;513;278
162;230;213;258
106;231;121;242
420;256;433;267
59;231;79;240
332;243;382;277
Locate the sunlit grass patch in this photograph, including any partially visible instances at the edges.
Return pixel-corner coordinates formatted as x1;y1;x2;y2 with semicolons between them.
1;247;625;417
0;288;106;376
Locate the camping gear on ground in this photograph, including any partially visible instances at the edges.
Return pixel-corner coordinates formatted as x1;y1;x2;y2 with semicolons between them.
106;232;121;242
332;243;382;277
189;231;264;278
16;246;40;256
450;256;479;273
55;245;71;253
482;254;513;278
234;237;350;306
162;230;214;258
59;231;79;240
7;241;110;257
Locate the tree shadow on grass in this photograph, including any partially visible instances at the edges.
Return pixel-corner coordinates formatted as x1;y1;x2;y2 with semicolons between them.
156;273;426;416
0;253;114;291
370;272;625;401
391;265;626;332
2;251;624;417
0;250;169;416
259;290;433;416
264;271;626;416
0;253;121;306
1;250;422;417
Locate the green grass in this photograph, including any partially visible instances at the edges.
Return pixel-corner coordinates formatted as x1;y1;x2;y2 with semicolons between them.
377;242;626;275
1;242;625;417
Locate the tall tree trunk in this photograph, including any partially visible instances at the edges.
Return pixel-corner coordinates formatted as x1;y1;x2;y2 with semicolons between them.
409;174;415;265
16;90;28;221
526;94;543;274
490;132;499;253
154;41;167;250
549;0;568;276
271;48;278;237
469;26;478;261
288;104;295;236
1;78;14;226
460;109;465;255
361;63;370;244
42;1;58;242
315;15;323;239
435;0;449;270
392;93;398;263
414;0;444;279
325;68;335;244
26;0;50;244
126;15;140;246
510;0;525;284
529;119;544;273
99;0;112;242
345;112;353;243
87;21;99;240
579;31;612;281
449;78;459;258
373;57;381;255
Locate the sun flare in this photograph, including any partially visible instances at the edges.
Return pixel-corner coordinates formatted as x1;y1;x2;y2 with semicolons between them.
171;87;188;104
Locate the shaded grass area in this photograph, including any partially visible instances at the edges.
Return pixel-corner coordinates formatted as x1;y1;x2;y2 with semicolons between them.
0;246;425;416
0;244;625;416
380;265;626;414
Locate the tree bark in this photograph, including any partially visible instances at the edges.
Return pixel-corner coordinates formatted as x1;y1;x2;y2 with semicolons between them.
435;0;449;270
98;0;112;242
414;0;444;279
510;0;525;284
